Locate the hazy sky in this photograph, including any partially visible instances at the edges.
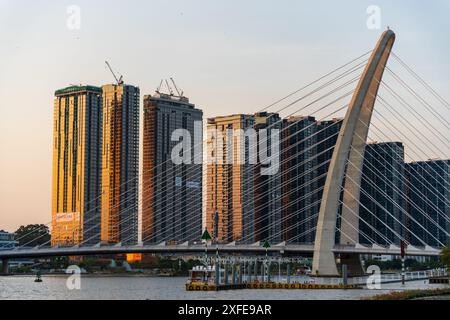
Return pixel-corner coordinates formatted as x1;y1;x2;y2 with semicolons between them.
1;0;449;232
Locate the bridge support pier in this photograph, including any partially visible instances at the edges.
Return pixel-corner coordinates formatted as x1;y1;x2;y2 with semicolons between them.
287;264;291;284
224;263;228;284
254;261;258;281
1;258;9;275
261;264;265;282
339;253;364;277
215;260;220;286
231;264;236;284
238;263;242;284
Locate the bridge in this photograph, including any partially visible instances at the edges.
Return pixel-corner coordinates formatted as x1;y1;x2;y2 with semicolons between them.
1;29;448;277
0;242;441;260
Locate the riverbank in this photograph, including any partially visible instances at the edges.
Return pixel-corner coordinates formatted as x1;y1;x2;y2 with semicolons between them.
367;288;450;300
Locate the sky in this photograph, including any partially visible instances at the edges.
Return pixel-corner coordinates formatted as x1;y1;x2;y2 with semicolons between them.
0;0;449;232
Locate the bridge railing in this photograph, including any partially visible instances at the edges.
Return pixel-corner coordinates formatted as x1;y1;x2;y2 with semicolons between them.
348;269;448;285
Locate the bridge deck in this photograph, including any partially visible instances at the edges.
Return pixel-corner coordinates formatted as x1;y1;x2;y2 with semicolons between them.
0;243;440;259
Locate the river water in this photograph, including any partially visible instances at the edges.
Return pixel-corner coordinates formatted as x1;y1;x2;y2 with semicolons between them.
0;275;446;300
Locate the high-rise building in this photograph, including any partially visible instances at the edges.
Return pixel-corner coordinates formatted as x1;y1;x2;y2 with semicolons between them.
405;159;450;247
359;142;406;245
101;84;140;245
281;117;342;243
0;230;18;249
253;112;282;243
281;116;318;243
142;92;203;244
206;114;255;243
316;118;343;244
51;86;103;245
316;118;343;205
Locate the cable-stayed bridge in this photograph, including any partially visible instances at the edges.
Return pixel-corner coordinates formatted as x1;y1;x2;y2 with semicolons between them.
1;30;449;277
0;242;441;260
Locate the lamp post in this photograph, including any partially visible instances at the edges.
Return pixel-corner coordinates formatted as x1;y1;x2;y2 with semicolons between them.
201;229;212;266
263;240;270;283
400;240;406;285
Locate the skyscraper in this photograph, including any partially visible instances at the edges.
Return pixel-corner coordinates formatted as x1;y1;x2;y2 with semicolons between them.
142;92;203;244
281;116;318;243
101;84;140;245
253;112;282;243
316;118;343;244
51;85;103;246
206;114;255;243
359;142;406;245
281;117;342;243
405;159;450;246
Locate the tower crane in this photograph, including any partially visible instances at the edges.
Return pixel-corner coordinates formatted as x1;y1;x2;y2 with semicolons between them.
105;61;124;85
165;79;174;96
170;77;184;97
156;79;164;93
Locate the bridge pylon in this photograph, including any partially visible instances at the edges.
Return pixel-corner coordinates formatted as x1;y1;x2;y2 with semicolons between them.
312;30;396;276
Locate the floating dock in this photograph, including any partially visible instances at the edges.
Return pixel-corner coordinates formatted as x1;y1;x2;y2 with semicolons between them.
186;282;359;291
429;276;450;284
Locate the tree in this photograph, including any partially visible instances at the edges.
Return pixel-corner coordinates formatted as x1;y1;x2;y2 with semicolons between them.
440;245;450;269
201;229;212;242
14;224;51;247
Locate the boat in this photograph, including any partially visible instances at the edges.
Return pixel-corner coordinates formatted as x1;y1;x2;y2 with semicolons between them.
186;265;217;289
158;271;176;277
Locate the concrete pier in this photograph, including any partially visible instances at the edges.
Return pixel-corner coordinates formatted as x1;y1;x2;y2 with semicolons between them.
224;263;229;284
287;264;291;284
261;264;265;282
340;253;364;276
215;260;220;286
231;264;236;284
1;258;9;275
238;263;242;284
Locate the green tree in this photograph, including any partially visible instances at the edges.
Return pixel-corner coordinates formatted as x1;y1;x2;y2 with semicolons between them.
49;256;69;269
14;224;51;247
440;245;450;269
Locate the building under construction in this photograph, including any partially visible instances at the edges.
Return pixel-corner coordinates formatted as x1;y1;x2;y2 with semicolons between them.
142;84;203;244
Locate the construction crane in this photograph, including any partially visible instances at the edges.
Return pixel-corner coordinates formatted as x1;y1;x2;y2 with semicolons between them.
165;79;174;96
105;61;123;85
170;77;184;97
156;79;164;93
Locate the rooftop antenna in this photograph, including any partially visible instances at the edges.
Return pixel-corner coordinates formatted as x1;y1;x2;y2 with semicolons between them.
105;61;124;85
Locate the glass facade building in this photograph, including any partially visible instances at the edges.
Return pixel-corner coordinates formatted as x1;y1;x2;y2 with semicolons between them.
205;114;256;243
359;142;406;245
51;86;103;246
281;117;342;243
253;112;282;243
101;84;140;245
0;230;18;249
405;160;450;246
142;93;203;244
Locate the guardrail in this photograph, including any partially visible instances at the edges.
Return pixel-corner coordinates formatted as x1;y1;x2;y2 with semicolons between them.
349;269;448;285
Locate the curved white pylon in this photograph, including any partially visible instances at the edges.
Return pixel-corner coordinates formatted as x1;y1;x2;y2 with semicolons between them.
312;30;396;276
